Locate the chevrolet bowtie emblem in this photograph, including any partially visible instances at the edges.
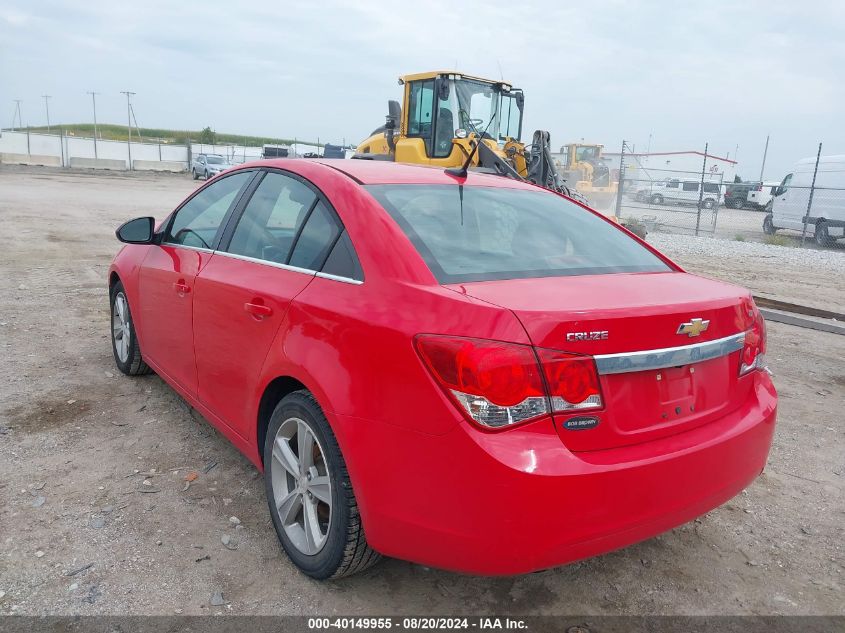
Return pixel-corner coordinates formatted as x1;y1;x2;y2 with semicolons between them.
677;318;710;337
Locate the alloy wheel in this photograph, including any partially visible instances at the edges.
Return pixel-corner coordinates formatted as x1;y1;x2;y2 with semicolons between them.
112;292;131;363
270;417;332;555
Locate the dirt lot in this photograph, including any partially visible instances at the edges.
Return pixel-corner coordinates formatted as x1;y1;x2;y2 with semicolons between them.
0;166;843;616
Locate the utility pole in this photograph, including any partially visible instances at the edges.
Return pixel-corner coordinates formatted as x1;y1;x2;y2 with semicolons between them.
758;134;770;182
42;95;52;132
12;99;23;130
87;92;100;158
121;91;136;170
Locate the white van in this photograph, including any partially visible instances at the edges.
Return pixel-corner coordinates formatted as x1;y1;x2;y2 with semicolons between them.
648;178;722;209
764;155;845;246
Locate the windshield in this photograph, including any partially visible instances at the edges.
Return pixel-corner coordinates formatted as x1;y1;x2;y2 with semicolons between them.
206;156;225;164
454;79;499;139
367;185;671;283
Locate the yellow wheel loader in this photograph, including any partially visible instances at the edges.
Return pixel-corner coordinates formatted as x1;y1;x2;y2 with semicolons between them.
354;71;584;203
557;143;619;211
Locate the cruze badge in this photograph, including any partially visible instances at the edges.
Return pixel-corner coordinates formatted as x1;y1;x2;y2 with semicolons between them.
677;318;710;337
566;330;608;342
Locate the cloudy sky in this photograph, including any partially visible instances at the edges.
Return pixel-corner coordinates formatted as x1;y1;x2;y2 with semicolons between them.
2;0;843;177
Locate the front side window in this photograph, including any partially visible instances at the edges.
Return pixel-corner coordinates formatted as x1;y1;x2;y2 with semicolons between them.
682;182;698;192
780;173;793;193
368;185;671;283
226;172;317;264
206;156;225;164
702;182;720;194
165;171;252;249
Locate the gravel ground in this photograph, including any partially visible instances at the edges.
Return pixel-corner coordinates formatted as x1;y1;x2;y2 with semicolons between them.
648;234;845;311
0;166;843;616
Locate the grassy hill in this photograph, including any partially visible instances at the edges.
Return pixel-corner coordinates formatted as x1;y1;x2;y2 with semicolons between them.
22;123;325;147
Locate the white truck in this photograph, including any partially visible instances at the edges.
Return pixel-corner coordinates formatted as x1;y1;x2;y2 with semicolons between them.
764;155;845;247
746;181;781;210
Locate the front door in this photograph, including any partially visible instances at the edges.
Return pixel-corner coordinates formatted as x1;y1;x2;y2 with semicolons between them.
193;170;344;437
137;171;253;395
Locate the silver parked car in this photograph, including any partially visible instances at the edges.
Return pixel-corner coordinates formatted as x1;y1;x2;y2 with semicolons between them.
191;154;232;180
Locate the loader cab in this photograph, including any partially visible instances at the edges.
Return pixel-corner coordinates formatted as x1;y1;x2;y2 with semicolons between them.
399;72;524;164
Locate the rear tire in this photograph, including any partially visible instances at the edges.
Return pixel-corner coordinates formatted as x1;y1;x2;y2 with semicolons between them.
814;221;835;247
763;214;776;235
650;194;663;205
109;281;151;376
263;390;381;579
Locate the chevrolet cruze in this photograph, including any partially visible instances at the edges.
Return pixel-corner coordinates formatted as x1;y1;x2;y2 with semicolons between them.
108;159;776;578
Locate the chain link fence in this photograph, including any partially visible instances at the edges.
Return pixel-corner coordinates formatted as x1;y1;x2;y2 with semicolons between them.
564;141;845;249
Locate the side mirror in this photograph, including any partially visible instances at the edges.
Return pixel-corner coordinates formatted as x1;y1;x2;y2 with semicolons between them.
116;217;155;244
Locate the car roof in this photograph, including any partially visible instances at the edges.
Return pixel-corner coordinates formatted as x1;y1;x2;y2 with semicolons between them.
244;158;538;189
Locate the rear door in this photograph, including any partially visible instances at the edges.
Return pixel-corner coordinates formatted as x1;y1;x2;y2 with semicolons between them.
192;169;344;438
137;170;254;395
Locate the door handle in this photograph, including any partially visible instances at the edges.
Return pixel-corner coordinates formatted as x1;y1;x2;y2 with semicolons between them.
244;301;273;319
173;281;191;295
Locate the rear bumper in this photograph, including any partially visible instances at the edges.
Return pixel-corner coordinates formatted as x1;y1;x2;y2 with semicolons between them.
334;371;776;576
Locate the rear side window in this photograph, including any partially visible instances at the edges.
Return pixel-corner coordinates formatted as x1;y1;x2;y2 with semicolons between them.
321;231;363;281
367;184;671;283
289;201;342;270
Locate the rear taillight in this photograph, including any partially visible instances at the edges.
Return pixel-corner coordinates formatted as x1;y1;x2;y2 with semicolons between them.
740;303;767;375
415;335;602;429
536;349;603;411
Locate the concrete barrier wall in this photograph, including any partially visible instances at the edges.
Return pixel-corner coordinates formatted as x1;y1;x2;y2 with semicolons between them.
69;157;127;170
133;160;185;172
0;152;62;167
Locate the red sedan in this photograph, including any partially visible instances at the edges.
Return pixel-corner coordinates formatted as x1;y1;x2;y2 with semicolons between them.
108;159;776;578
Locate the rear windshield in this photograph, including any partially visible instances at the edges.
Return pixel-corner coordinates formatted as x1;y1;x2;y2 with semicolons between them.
367;184;671;283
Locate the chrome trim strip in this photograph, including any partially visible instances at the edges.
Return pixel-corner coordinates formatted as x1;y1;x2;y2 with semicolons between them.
315;271;364;285
594;332;746;375
213;250;316;276
162;243;214;254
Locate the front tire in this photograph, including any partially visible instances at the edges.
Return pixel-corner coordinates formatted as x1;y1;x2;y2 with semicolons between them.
263;391;380;579
650;194;664;205
110;281;151;376
204;169;210;180
814;220;835;247
763;214;776;235
702;198;716;210
191;168;198;180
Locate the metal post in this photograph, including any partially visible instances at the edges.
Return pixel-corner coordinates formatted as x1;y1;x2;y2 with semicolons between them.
800;142;823;247
121;91;135;170
87;92;99;159
758;134;769;182
695;142;708;237
42;95;51;133
59;127;65;167
614;140;626;219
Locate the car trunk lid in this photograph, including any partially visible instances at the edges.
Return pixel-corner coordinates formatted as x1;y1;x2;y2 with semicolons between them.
446;272;754;451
